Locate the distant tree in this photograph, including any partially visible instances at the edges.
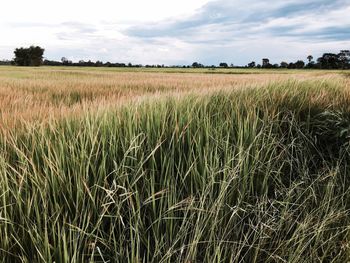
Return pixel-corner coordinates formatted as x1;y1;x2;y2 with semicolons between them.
248;61;256;68
317;53;342;69
0;59;12;65
86;60;94;66
43;59;62;66
307;55;313;63
339;50;350;69
14;46;44;66
219;62;228;68
288;62;296;69
280;61;288;68
29;46;44;66
95;60;103;67
13;48;29;66
192;62;203;68
305;55;315;68
262;58;271;68
295;60;305;69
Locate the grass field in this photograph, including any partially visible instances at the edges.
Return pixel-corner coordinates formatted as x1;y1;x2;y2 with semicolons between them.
0;66;341;128
1;66;350;262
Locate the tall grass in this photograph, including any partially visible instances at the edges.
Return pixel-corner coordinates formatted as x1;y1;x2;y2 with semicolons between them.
1;79;350;262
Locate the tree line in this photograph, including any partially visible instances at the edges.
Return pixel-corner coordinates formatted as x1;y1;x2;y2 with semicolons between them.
0;46;349;70
215;51;349;69
243;51;350;69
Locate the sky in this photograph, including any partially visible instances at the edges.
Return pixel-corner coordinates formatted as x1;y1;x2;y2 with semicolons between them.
1;0;350;65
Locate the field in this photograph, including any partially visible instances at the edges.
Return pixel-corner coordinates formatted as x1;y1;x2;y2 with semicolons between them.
1;66;335;127
1;66;350;262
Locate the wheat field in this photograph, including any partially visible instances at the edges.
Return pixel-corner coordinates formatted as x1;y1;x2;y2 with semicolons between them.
1;66;350;262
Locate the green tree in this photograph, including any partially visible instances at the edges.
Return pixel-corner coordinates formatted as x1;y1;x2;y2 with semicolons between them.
317;53;341;69
13;48;30;66
307;55;313;63
192;62;203;68
339;50;350;69
14;46;45;66
247;61;256;68
295;60;305;69
280;61;288;68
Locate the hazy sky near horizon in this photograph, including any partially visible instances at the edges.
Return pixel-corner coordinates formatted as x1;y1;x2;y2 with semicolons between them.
1;0;350;65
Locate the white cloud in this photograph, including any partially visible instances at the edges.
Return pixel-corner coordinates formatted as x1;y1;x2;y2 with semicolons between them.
0;0;209;62
1;0;210;24
1;0;350;65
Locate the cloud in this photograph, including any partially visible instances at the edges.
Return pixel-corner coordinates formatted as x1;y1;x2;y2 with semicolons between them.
55;22;100;41
124;0;350;64
1;0;349;65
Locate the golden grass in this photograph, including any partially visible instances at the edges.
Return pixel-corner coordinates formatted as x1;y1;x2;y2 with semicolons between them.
0;66;346;128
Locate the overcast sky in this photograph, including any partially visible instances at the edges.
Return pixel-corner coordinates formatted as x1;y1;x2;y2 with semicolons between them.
1;0;350;65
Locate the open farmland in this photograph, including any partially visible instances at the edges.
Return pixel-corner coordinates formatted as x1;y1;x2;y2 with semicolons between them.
1;67;350;262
